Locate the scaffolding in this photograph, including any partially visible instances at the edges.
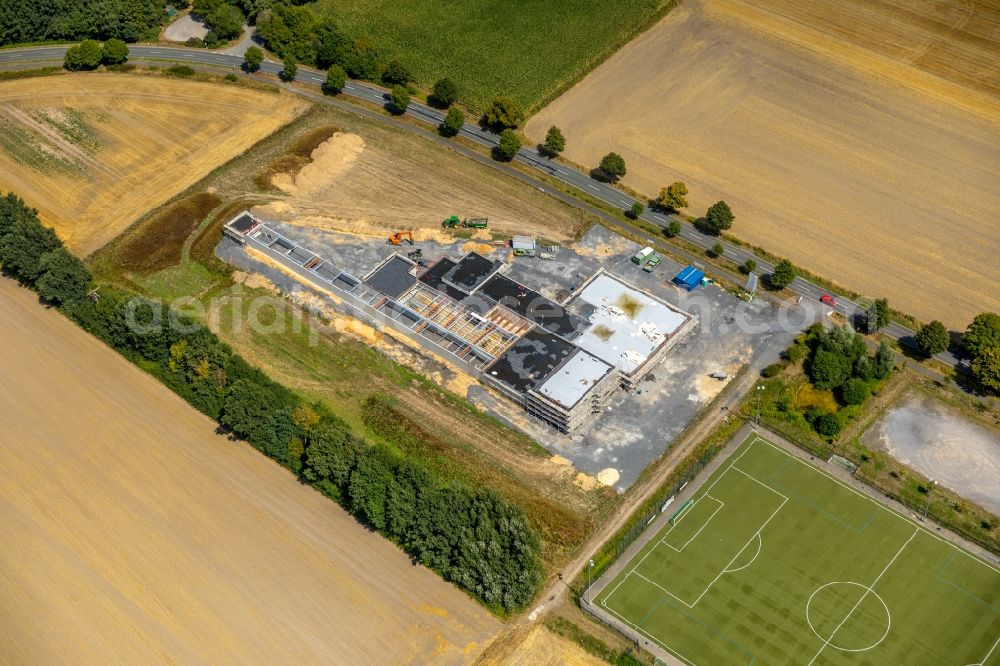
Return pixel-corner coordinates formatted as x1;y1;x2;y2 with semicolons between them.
398;283;528;358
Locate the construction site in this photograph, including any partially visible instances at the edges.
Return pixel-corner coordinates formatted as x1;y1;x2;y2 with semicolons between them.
220;212;797;488
225;211;695;434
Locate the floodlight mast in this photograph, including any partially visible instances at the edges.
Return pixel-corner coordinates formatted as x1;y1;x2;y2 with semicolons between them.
922;479;937;521
755;385;765;428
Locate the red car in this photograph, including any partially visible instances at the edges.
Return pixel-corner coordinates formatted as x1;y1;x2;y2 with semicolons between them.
820;294;837;307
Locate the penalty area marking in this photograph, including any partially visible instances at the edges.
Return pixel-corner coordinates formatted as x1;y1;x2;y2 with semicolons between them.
662;495;725;553
723;532;762;574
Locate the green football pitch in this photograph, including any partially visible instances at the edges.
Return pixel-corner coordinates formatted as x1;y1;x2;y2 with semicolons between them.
595;434;1000;665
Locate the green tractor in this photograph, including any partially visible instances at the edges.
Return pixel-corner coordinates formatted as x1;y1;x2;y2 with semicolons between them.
441;215;488;229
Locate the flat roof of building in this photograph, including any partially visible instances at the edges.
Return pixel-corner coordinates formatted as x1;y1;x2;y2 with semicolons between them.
569;273;690;375
533;348;613;410
418;257;467;300
478;274;587;339
364;255;416;299
227;212;261;233
485;328;577;395
440;252;503;294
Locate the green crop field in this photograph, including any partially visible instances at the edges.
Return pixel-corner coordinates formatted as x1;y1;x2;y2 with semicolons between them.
595;434;1000;665
311;0;674;112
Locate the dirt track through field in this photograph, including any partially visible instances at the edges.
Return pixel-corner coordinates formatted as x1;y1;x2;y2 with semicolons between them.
527;0;1000;327
0;74;306;256
0;279;499;664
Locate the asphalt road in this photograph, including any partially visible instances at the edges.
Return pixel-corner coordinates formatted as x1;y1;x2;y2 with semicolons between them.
0;44;962;369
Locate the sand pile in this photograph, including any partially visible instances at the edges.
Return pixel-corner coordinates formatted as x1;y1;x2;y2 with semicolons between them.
273;133;365;196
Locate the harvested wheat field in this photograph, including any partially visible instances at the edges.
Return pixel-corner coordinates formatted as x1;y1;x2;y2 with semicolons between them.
259;123;588;243
0;278;499;665
0;74;306;256
527;0;1000;327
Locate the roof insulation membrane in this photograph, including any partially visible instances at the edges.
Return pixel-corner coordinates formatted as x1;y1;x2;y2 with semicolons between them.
533;349;613;409
570;273;688;374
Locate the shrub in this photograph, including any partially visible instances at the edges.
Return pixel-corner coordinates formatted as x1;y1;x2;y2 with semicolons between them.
389;84;410;114
439;106;464;137
381;59;411;85
243;45;263;72
281;56;298;81
740;258;757;274
185;36;205;48
810;349;853;389
495;129;521;161
665;220;682;238
813;412;843;437
784;342;807;364
166;64;196;76
101;38;129;65
628;201;644;220
839;378;870;406
482;95;523;131
323;64;347;94
429;77;459;108
64;40;102;71
709;242;724;258
224;73;238;82
761;363;784;378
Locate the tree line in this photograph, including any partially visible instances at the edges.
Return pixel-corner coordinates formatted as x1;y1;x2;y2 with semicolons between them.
0;192;543;613
0;0;166;46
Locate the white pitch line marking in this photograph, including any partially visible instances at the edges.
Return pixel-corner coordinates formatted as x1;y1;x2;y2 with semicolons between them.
806;529;918;666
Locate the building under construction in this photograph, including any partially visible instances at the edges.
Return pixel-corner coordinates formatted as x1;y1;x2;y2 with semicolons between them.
224;211;695;433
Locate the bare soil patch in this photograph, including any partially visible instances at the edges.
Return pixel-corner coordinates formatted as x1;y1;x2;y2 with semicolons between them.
527;0;1000;327
491;626;604;665
260;125;588;243
863;392;1000;515
0;74;306;256
0;278;499;664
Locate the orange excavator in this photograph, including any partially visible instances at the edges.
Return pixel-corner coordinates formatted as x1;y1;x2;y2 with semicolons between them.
387;230;414;245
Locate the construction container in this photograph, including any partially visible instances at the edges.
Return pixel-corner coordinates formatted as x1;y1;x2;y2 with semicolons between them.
632;247;654;265
512;235;536;257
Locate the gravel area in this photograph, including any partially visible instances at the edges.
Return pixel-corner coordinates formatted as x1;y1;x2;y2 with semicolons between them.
863;393;1000;515
163;13;208;42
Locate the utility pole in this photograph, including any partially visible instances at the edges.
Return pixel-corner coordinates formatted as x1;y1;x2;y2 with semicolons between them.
755;385;764;428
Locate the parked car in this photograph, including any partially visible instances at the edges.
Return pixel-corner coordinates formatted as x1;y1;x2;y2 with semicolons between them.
820;294;837;307
643;256;662;273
